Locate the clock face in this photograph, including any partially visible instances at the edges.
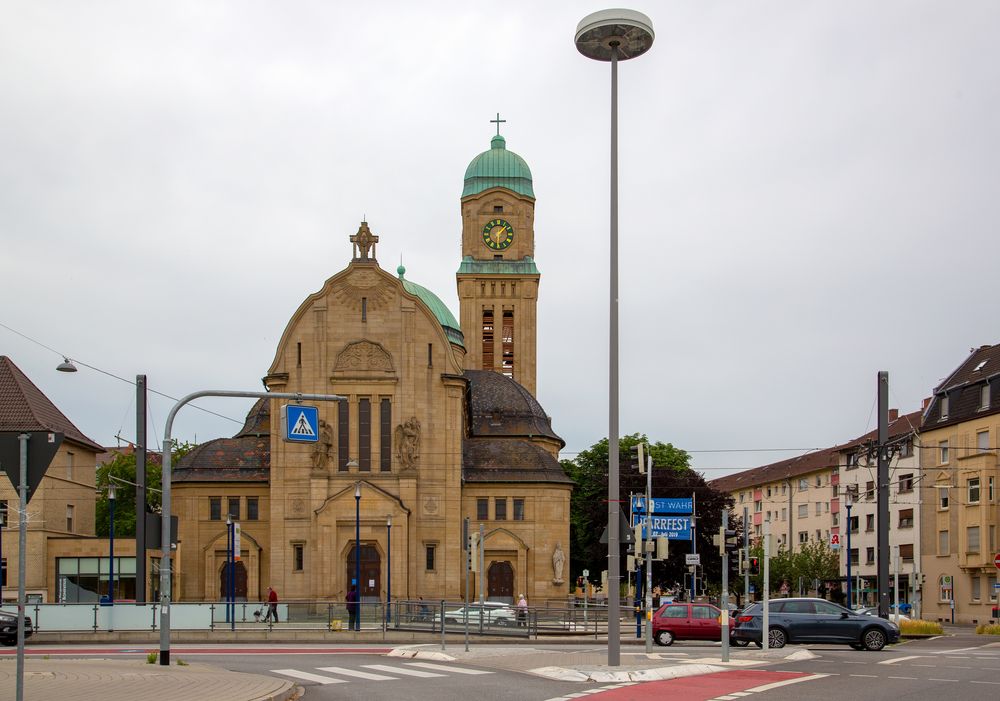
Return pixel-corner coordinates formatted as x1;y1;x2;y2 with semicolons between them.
482;219;514;250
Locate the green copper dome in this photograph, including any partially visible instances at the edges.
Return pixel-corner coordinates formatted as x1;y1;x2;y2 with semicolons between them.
397;265;465;348
462;135;535;199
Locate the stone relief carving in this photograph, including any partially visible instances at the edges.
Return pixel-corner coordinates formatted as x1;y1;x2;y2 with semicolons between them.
422;494;440;516
330;270;393;311
394;416;421;470
289;496;307;519
334;341;394;373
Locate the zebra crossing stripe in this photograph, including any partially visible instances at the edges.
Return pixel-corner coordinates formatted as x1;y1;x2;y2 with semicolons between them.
405;662;493;675
317;666;398;680
271;669;346;685
363;663;446;677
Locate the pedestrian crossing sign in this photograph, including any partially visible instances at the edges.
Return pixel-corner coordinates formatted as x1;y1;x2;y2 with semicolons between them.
281;404;320;443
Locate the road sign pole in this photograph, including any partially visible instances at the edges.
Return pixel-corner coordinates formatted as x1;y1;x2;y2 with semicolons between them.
743;506;749;602
157;389;346;666
15;434;27;701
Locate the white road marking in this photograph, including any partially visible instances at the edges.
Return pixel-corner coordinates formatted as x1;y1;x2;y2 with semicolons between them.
743;673;830;693
271;669;346;685
316;666;397;680
405;662;493;674
927;678;959;682
879;655;924;665
887;676;918;680
970;680;1000;685
849;674;878;678
363;663;446;677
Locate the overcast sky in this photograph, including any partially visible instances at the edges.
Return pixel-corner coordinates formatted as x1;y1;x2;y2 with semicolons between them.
2;1;998;479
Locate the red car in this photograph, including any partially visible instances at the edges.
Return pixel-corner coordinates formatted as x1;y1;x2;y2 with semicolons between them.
652;602;743;646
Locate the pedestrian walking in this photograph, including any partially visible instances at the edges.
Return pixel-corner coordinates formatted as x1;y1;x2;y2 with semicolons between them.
346;585;359;631
516;594;528;627
263;586;279;623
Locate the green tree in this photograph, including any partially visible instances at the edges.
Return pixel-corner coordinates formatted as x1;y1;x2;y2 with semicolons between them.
743;538;839;597
563;433;734;597
95;442;193;537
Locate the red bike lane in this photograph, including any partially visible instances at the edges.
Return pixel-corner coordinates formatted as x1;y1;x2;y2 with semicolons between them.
583;670;825;701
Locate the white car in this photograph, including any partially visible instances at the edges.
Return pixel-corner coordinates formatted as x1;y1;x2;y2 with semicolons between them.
435;602;516;626
855;606;909;624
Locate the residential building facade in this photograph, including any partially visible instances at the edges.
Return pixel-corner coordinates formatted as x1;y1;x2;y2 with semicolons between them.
919;344;1000;625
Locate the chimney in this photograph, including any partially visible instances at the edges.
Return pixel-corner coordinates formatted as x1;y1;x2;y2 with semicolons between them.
889;408;899;422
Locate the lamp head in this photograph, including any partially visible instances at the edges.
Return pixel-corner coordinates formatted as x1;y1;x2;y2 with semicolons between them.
575;9;654;62
56;357;78;373
387;514;392;528
355;483;361;498
108;483;116;500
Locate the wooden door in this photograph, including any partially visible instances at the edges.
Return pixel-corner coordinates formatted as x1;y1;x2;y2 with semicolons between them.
220;561;248;601
487;560;514;603
347;544;381;601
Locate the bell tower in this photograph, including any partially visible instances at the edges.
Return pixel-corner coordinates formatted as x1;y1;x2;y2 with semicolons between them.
456;122;540;395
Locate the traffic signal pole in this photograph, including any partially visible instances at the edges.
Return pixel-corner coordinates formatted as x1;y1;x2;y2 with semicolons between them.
645;454;653;653
743;506;750;601
721;509;730;662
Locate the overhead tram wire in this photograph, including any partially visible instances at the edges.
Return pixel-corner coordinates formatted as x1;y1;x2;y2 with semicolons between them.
1;320;246;435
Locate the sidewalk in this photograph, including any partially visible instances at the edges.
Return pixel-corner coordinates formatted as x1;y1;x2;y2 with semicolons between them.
0;658;297;701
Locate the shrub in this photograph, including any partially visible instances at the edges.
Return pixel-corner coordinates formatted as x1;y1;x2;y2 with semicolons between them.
975;623;1000;635
899;619;943;635
146;652;158;664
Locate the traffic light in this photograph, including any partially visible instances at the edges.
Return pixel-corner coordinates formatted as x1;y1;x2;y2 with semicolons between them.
630;442;646;474
749;556;760;575
718;527;741;555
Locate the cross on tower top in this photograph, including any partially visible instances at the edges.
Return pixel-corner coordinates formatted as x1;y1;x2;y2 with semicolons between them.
490;113;506;136
350;221;379;261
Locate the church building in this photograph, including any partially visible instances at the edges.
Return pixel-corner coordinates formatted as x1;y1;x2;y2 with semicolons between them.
172;130;572;605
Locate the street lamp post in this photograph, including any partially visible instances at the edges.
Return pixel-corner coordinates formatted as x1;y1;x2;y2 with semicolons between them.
386;514;392;625
108;483;116;604
355;483;361;631
226;514;233;624
575;8;654;667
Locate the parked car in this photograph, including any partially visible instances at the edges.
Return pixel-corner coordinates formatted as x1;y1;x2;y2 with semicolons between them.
0;610;32;646
732;597;900;651
434;602;517;626
855;606;910;624
652;601;742;646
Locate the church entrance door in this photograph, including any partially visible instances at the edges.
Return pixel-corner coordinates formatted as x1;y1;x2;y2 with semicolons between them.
347;544;381;602
219;560;248;601
487;560;514;604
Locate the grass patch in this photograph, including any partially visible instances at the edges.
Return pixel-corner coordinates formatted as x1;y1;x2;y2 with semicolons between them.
975;623;1000;635
146;651;158;664
177;659;188;666
899;619;943;635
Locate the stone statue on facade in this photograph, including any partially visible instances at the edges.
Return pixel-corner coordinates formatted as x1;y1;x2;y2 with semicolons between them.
311;419;334;472
394;416;421;470
552;542;565;584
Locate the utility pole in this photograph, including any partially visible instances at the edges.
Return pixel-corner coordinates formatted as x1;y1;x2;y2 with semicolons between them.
135;374;147;604
877;371;890;619
763;519;770;648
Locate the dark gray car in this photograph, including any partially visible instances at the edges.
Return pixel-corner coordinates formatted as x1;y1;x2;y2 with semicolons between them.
732;597;899;651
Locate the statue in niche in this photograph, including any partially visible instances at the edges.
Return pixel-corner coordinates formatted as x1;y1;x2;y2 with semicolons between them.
394;416;421;470
311;420;334;471
552;542;566;584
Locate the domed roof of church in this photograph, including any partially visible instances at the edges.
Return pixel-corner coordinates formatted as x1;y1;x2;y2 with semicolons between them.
397;265;465;347
463;369;562;445
462;135;534;199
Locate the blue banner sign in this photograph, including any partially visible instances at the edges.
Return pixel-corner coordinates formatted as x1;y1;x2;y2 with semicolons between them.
631;514;693;540
631;496;694;514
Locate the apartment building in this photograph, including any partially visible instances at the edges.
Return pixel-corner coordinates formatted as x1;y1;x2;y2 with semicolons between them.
710;447;839;554
835;410;922;612
919;344;1000;625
